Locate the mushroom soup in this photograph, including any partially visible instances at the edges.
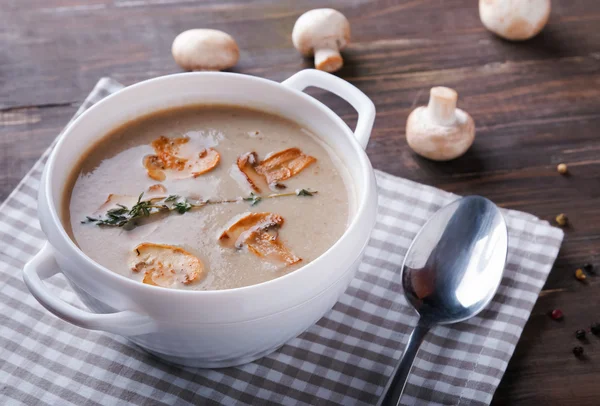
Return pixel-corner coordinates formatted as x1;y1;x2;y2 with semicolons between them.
63;105;353;290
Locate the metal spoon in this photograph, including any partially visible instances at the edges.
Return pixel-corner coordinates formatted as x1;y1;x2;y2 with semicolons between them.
379;195;508;406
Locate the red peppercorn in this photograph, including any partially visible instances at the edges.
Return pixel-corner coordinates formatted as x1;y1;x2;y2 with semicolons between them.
573;346;584;357
551;309;563;320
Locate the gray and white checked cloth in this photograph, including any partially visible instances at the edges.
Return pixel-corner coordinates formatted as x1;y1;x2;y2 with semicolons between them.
1;78;564;405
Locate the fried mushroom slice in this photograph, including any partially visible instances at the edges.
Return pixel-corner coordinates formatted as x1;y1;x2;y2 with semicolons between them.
191;148;221;177
254;148;316;185
218;212;300;265
143;155;168;181
218;212;284;248
130;243;205;288
143;136;220;180
236;152;267;193
245;230;302;266
235;148;316;192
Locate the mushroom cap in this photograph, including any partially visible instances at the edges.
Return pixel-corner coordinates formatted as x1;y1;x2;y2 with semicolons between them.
479;0;551;41
172;29;239;71
406;106;475;161
131;243;206;287
292;8;350;56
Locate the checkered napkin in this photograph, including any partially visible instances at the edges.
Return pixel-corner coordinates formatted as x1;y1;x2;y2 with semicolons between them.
0;78;564;406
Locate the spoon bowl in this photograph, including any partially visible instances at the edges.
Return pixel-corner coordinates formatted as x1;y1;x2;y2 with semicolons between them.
381;196;507;406
403;195;507;325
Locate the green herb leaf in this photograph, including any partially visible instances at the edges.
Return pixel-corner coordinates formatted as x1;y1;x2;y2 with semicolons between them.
243;192;256;201
106;207;128;216
243;192;262;206
296;189;314;196
164;195;179;202
81;216;99;224
174;200;193;214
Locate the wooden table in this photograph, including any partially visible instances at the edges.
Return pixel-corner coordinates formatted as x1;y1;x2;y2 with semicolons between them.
1;1;599;404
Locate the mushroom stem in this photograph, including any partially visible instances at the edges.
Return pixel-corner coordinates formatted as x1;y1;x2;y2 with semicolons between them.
427;87;458;126
314;47;343;72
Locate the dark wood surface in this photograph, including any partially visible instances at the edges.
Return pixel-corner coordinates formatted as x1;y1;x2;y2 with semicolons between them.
2;0;599;404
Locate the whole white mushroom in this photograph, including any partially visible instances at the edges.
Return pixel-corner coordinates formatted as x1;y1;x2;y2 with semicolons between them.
479;0;551;41
172;29;239;71
292;8;350;73
406;87;475;161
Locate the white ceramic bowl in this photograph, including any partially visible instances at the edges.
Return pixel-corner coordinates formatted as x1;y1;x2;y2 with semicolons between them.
23;69;377;368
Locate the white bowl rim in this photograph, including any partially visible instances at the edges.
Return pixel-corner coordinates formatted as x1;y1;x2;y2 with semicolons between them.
44;72;375;297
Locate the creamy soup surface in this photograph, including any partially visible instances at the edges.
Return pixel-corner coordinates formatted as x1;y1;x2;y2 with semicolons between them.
64;105;353;290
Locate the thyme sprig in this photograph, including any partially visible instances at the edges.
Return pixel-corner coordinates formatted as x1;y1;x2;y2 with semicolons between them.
83;189;317;228
81;193;187;228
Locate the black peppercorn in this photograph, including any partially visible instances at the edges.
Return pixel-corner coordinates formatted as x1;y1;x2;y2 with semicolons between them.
583;263;594;272
591;323;600;335
573;346;584;357
575;329;586;340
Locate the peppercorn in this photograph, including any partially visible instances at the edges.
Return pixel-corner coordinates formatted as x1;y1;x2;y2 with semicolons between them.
575;329;586;340
557;163;568;175
591;323;600;335
555;213;568;226
583;263;594;272
550;309;563;320
573;346;584;357
575;268;586;281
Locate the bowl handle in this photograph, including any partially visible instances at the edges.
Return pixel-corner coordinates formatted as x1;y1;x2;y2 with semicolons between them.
282;69;375;150
23;243;156;336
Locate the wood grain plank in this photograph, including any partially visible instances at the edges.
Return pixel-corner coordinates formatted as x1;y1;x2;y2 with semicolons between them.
2;0;599;108
0;104;78;197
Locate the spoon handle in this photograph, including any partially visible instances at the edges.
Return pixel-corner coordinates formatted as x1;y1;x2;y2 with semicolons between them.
379;322;430;406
